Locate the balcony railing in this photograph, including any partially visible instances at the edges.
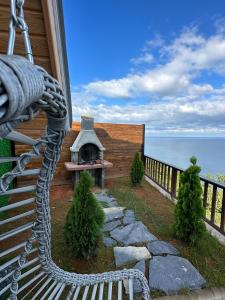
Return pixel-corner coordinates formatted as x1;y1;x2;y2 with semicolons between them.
144;155;225;236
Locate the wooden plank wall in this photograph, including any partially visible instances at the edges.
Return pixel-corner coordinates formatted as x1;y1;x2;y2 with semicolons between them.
0;0;52;186
0;0;52;72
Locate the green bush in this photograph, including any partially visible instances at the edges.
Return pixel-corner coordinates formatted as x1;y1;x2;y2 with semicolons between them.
174;156;206;244
64;171;105;259
0;139;13;208
130;151;144;186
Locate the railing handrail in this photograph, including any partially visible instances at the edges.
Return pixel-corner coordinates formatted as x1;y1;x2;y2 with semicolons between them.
144;155;225;190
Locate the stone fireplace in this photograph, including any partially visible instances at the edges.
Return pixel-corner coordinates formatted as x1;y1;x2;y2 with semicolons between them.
65;116;112;187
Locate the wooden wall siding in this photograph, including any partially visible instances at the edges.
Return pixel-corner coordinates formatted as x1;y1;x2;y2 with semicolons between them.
0;0;51;72
0;0;53;186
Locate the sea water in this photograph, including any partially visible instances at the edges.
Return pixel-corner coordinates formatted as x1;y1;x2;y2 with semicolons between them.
144;137;225;176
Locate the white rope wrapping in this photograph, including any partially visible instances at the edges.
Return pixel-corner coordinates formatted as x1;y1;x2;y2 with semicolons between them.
0;55;150;300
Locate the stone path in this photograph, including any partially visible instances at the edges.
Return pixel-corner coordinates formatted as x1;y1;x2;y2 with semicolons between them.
95;191;206;297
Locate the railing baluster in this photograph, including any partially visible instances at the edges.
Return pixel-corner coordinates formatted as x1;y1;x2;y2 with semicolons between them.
167;166;171;192
153;160;156;181
163;164;166;188
149;158;152;177
171;168;178;198
203;181;208;209
145;157;147;175
211;185;217;224
157;162;160;184
220;188;225;232
153;159;156;180
146;157;148;174
160;163;163;186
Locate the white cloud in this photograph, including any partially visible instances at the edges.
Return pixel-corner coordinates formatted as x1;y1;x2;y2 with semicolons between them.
72;25;225;135
130;53;154;65
82;27;225;99
72;90;225;135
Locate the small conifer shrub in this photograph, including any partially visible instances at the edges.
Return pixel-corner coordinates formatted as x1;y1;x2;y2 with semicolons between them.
64;171;105;259
130;151;144;186
174;156;206;244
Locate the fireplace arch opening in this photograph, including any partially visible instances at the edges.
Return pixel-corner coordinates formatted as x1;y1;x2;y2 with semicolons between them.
78;143;99;164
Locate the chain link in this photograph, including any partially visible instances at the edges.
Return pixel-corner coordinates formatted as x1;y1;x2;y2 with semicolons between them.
7;0;33;63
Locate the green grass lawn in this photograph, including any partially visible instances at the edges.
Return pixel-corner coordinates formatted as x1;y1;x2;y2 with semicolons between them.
108;177;225;289
50;177;225;298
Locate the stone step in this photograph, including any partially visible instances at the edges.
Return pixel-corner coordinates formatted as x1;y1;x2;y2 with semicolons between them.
149;256;206;295
110;221;157;246
103;207;125;223
114;246;151;267
147;240;179;256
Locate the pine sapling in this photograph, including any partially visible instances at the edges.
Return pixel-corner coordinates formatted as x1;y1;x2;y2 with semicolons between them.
130;151;144;186
64;171;105;259
174;156;206;244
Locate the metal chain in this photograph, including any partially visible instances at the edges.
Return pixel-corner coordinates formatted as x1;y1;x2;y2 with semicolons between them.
7;0;33;63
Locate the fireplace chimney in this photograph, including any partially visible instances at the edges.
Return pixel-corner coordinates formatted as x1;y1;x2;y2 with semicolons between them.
70;116;105;164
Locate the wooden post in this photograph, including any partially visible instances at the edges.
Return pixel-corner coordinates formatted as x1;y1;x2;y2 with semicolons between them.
221;189;225;232
211;185;217;223
171;168;178;198
141;124;145;162
203;181;208;209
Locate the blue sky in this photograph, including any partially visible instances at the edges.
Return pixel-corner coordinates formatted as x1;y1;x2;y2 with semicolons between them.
63;0;225;137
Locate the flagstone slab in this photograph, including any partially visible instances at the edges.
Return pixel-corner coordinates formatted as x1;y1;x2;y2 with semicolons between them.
103;237;117;247
114;246;151;267
147;241;179;256
103;207;125;223
107;201;119;207
123;260;145;294
103;220;121;232
123;210;136;225
95;193;114;204
149;256;206;295
110;221;157;246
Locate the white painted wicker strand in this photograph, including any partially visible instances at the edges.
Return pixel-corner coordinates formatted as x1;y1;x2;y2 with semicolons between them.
0;54;150;300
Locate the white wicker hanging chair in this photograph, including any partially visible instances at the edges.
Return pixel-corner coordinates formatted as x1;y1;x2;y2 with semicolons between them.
0;51;150;300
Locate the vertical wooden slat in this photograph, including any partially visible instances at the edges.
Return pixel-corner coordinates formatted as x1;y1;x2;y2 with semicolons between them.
167;167;171;192
157;162;160;184
163;164;167;188
154;160;157;182
145;157;147;175
203;181;209;209
153;160;156;181
171;168;178;198
159;163;162;186
159;162;162;184
211;185;217;223
150;159;154;178
156;162;159;183
220;189;225;232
